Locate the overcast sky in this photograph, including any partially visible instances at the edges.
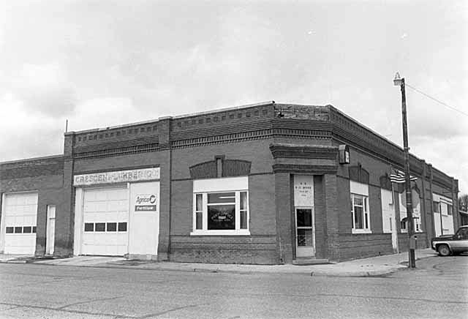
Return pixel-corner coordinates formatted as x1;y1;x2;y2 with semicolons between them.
0;0;467;194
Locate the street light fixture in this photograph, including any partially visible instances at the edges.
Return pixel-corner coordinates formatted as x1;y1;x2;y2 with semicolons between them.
394;72;416;269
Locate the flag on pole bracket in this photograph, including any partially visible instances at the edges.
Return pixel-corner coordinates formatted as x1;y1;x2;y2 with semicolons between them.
390;168;417;184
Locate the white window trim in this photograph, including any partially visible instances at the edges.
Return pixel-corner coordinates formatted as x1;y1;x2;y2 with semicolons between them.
193;177;248;192
350;181;369;196
351;193;372;234
350;181;371;234
191;177;250;236
352;229;372;234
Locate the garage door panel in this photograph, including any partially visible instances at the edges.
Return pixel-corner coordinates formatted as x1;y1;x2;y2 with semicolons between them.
107;201;126;211
3;193;38;255
108;189;127;199
24;215;36;225
82;187;128;256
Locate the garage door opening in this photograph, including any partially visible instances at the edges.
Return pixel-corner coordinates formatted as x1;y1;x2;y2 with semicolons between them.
81;187;129;256
1;192;38;255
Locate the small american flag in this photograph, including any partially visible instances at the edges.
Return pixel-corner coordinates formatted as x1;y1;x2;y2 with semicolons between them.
390;169;418;184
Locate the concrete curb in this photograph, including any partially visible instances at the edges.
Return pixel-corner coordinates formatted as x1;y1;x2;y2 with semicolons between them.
1;249;436;278
20;259;405;278
309;266;404;277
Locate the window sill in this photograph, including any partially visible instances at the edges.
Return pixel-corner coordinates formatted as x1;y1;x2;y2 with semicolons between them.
190;230;251;236
352;229;372;234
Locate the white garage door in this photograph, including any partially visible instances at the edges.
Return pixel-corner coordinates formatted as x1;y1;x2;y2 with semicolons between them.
82;187;129;256
3;192;38;254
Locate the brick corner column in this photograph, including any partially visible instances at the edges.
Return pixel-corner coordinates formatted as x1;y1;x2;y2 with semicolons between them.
156;116;172;261
324;174;339;261
55;132;75;257
275;172;293;264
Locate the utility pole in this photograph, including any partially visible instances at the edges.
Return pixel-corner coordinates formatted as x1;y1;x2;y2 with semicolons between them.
394;73;416;268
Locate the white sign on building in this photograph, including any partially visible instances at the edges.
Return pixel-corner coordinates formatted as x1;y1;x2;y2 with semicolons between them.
74;168;160;186
294;175;314;207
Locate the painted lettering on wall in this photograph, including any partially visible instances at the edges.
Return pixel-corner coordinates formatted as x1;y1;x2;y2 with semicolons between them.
74;168;160;186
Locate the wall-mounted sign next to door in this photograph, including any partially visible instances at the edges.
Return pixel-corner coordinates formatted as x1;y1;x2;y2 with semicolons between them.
135;194;157;212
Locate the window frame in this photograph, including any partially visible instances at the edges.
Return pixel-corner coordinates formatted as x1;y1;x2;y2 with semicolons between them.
351;193;371;234
191;177;250;236
350;181;371;234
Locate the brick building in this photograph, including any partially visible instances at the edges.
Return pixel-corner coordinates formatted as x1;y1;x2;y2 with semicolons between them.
0;102;460;264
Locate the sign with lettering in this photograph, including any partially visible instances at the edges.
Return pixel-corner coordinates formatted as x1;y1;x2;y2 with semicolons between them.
294;175;314;207
74;168;160;186
208;206;235;230
135;194;157;211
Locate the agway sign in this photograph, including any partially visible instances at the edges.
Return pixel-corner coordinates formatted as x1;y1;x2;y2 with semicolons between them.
135;194;157;211
74;168;160;186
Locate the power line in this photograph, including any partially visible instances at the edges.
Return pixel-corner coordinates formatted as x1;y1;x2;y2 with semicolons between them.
405;83;468;117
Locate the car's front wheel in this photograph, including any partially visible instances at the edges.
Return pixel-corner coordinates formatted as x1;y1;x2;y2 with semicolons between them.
437;244;451;256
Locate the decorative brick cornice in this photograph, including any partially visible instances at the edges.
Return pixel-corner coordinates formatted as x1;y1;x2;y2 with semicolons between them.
329;107;427;176
271;118;332;131
270;144;338;160
433;173;454;189
274;104;330;120
272;164;337;174
73;143;160;159
173;129;273;149
173;127;332;149
74;124;159;147
74;136;158;153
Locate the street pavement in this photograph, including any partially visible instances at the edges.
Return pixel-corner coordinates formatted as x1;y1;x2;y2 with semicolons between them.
1;255;466;319
0;248;437;277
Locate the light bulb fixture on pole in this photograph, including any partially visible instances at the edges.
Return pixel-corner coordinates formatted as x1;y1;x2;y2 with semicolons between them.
394;72;416;268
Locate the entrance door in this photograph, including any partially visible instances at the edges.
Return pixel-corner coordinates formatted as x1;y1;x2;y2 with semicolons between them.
46;206;56;255
296;208;315;257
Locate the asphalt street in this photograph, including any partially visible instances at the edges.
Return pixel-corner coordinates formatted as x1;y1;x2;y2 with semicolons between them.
0;255;467;319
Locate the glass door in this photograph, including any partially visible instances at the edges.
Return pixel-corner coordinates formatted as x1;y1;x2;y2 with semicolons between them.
296;208;315;257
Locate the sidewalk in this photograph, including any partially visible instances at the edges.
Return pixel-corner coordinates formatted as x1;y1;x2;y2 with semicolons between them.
0;249;437;277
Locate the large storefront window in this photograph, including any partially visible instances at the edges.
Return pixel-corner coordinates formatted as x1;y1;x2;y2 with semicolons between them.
192;177;249;235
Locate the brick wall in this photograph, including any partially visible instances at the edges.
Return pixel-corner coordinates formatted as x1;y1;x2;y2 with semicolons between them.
275;172;293;264
171;140;275;179
313;175;327;259
1;102;459;264
170;235;277;264
369;184;383;233
324;174;340;261
0;156;72;256
335;233;394;261
169;157;278;264
336;176;351;234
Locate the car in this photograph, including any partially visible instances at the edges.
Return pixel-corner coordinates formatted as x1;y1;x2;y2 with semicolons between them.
431;225;468;256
